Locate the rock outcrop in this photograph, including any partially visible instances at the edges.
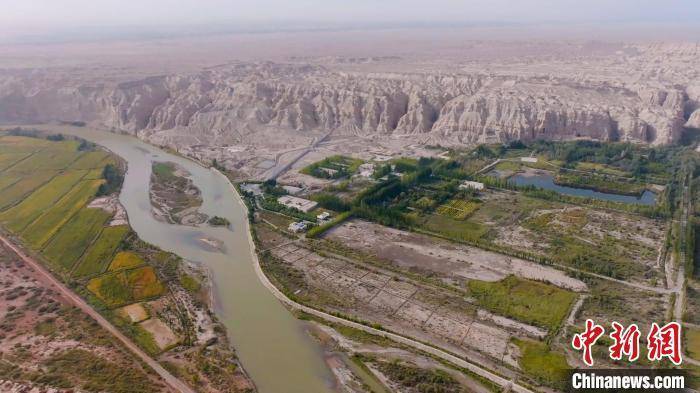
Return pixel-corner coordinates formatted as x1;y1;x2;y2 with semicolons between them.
1;43;698;146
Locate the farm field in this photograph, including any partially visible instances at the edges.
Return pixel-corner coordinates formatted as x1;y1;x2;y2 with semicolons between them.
73;225;130;277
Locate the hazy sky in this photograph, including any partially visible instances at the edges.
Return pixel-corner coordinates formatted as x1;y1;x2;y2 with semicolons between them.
1;0;698;41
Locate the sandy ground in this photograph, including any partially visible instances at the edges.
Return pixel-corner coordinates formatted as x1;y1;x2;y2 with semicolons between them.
0;242;170;391
118;302;149;323
325;219;587;292
140;318;180;350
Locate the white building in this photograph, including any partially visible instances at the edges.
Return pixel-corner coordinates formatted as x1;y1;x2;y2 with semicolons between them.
459;180;485;191
317;212;331;221
277;195;318;213
288;222;308;233
521;157;538;163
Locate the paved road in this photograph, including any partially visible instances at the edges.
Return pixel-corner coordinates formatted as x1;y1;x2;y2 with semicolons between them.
0;234;195;393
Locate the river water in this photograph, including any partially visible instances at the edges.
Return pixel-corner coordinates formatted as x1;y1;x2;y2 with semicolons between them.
39;125;335;393
512;170;657;205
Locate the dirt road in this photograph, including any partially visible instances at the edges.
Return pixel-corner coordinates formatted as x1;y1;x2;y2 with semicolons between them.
0;234;195;393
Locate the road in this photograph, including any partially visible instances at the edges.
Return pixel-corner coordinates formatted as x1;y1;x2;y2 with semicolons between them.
0;234;195;393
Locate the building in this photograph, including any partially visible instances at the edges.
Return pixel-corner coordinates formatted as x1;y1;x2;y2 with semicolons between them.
277;195;318;213
317;212;331;221
459;180;485;191
288;221;308;233
521;157;538;163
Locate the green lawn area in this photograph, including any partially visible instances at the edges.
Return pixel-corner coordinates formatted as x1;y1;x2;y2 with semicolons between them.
22;179;104;248
73;225;130;278
513;338;569;388
468;275;577;330
0;170;88;232
42;208;112;271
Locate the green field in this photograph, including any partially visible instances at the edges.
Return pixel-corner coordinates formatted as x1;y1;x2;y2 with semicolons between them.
468;275;577;330
0;170;88;232
87;266;165;308
73;225;130;278
435;199;481;220
419;213;489;242
0;172;57;210
22;179;104;248
513;338;569;387
42;208;112;271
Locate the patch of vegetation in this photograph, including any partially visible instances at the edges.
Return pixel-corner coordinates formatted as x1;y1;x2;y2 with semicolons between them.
36;348;158;393
207;216;231;226
109;251;146;271
513;338;569;388
685;327;700;360
374;360;462;393
467;275;577;330
301;155;363;179
0;172;57;210
42;208;112;271
435;199;481;220
306;211;352;238
554;172;647;196
96;164;124;196
0;170;88;233
73;225;130;277
87;266;165;308
22;179;104;248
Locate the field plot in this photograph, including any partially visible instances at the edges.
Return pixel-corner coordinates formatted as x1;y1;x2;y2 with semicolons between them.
21;179;104;248
435;199;481;220
468;276;576;330
0;170;88;232
0;171;56;210
73;225;130;277
109;251;146;271
88;266;165;307
42;208;112;270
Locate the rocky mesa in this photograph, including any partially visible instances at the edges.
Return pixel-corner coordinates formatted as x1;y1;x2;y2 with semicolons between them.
0;42;699;148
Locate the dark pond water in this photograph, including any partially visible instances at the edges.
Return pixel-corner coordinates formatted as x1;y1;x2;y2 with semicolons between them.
512;171;657;205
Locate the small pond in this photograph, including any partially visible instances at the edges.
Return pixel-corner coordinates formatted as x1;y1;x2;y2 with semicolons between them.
511;171;657;205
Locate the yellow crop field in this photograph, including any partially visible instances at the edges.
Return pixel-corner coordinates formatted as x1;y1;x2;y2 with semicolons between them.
68;151;109;170
73;225;130;278
0;172;57;210
42;208;112;271
0;170;88;233
436;199;481;220
109;251;145;271
22;179;104;248
88;266;165;308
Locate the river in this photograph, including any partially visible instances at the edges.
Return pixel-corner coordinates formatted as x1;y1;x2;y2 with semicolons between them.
35;125;336;393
